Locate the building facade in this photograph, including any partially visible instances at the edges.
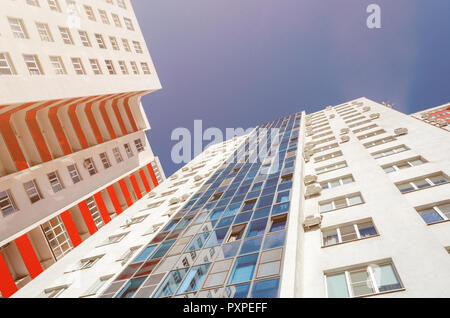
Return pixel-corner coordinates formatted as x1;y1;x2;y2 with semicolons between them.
411;102;450;132
11;98;450;298
0;0;165;298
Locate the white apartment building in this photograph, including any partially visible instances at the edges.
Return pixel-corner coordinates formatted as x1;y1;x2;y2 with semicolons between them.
12;98;450;298
0;0;165;298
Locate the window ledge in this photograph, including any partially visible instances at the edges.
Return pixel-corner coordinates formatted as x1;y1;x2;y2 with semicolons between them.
426;219;450;226
320;202;365;214
321;234;380;249
355;288;406;298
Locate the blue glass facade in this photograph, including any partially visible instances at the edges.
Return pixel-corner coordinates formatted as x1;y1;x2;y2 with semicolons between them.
101;112;301;298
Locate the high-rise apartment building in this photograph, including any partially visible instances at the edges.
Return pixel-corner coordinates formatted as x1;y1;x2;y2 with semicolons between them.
411;102;450;132
11;98;450;298
0;0;165;298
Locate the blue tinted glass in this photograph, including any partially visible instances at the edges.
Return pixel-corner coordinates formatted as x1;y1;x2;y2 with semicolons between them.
224;203;241;217
176;264;210;294
257;195;274;208
239;237;263;255
234;212;252;224
185;232;210;252
228;254;258;284
115;277;146;298
270;215;287;232
153;269;189;298
134;245;156;263
241;200;256;212
162;220;178;232
219;242;241;258
276;190;290;203
253;207;271;220
246;218;268;237
226;283;251;298
277;182;292;192
150;240;176;260
251;182;263;191
265;178;279;188
250;277;280;298
208;208;224;221
420;210;444;224
246;191;261;200
272;202;290;215
263;231;286;250
204;227;230;248
217;216;234;228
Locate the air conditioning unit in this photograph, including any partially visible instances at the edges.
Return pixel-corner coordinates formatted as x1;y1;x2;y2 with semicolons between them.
182;166;190;172
194;175;203;181
329;114;335;119
363;106;371;112
394;128;408;136
340;128;349;134
169;197;181;205
305;184;322;198
304;175;318;185
370;113;380;119
303;214;323;231
340;135;350;143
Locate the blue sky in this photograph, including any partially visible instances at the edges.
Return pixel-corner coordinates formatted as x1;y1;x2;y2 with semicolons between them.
131;0;450;176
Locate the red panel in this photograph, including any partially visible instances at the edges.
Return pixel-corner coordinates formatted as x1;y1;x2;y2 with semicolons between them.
93;192;111;224
15;234;43;279
0;252;18;298
119;179;133;207
25;100;61;163
130;175;143;200
60;210;82;247
112;97;129;136
429;109;449;117
99;96;118;140
48;98;81;155
68;97;94;149
139;169;151;193
78;201;97;235
107;185;123;215
147;163;159;187
436;113;450;120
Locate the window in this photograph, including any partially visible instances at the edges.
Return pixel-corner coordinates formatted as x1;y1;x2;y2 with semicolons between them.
49;56;66;75
113;147;123;163
417;203;450;225
124;143;133;158
382;157;426;173
118;61;129;74
98;9;110;24
0;53;16;75
316;161;347;175
322;219;378;246
130;61;139;74
99;152;112;169
363;136;396;149
41;216;73;259
228;253;258;284
23;54;44;75
84;158;97;176
59;26;74;44
122;39;131;51
36;22;53;41
95;34;107;49
133;41;143;53
372;145;409;159
134;139;145;152
71;57;86;75
326;262;403;298
112;13;122;27
67;164;82;184
321;175;355;190
26;0;40;6
319;193;363;213
47;0;61;11
102;233;128;245
24;180;43;203
314;143;339;154
84;5;96;21
86;197;104;229
314;151;343;163
349;119;372;128
8;18;28;39
357;129;386;140
105;60;116;74
141;62;151;74
352;124;378;134
89;59;102;75
77;255;103;270
110;36;120;50
123;17;135;31
396;173;448;194
78;30;92;47
117;0;127;9
48;171;64;193
0;190;18;216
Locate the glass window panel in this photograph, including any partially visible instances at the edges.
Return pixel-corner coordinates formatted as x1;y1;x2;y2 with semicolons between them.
418;209;444;224
269;215;287;232
276;191;290;203
334;198;347;209
225;283;250;298
358;222;377;238
203;272;228;288
234;212;252;224
253;207;271;220
257;194;274;208
320;202;333;213
153;269;189;298
257;261;281;278
326;273;349;298
413;179;430;189
204;227;230;248
176;264;210;294
263;231;286;250
342;176;354;184
383;166;396;173
115;277;146;298
437;203;450;219
217;216;234;228
224;203;241;217
250;277;280;298
373;264;402;292
348;195;363;206
398;183;414;193
239;237;263;255
340;225;358;242
410;159;425;166
246;218;268;238
272;202;290;215
429;175;448;185
323;229;339;246
350;270;375;297
259;248;283;263
150;240;176;260
134;245;157;263
228;254;258;284
217;242;241;259
185;232;210;252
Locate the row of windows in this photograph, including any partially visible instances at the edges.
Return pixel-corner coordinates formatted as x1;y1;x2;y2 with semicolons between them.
0;139;145;217
0;52;151;76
